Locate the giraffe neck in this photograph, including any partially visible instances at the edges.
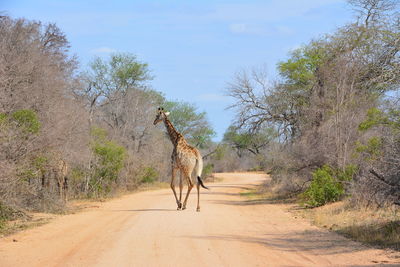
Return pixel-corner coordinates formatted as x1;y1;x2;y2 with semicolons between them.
163;118;183;146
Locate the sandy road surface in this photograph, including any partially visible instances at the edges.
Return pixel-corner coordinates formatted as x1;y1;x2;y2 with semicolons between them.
0;172;399;267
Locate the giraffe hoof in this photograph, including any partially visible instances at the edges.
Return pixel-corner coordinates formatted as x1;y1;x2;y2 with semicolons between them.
177;203;182;210
182;206;186;210
196;207;200;212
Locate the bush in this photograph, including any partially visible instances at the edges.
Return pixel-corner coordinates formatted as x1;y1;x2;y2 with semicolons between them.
90;127;126;196
0;202;12;222
0;202;27;229
302;165;355;207
139;167;159;183
93;141;125;180
69;167;87;196
11;109;41;134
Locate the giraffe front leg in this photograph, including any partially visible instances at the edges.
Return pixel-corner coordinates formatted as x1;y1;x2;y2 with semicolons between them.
182;173;194;210
178;172;183;209
171;167;181;210
63;177;68;202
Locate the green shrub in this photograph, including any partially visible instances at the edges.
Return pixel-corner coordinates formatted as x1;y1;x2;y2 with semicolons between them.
89;127;126;196
0;202;12;222
11;109;40;134
91;140;126;193
139;167;159;183
302;165;355;207
0;202;17;229
70;167;86;183
93;141;125;178
0;202;28;230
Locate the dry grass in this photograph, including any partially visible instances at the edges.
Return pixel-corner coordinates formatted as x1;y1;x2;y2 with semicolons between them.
0;212;56;238
247;182;400;250
297;200;400;250
239;186;297;205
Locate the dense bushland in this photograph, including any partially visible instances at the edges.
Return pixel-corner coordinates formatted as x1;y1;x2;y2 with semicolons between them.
227;0;400;207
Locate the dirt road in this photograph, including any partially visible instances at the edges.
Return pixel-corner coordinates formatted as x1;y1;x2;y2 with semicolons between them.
0;173;398;267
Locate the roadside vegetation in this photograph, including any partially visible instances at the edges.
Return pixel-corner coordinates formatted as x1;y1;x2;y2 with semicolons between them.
0;13;226;232
227;0;400;249
298;201;400;250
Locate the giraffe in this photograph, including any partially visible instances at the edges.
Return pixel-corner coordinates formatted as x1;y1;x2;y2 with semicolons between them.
153;107;209;211
54;159;68;202
40;155;69;202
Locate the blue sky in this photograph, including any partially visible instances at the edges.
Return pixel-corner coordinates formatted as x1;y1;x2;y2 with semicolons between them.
1;0;354;141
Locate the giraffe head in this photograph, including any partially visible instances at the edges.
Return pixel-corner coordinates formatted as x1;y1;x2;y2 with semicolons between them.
153;107;170;125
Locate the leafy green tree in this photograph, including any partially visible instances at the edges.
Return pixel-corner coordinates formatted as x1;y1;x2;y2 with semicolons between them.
359;107;400;132
84;52;152;98
223;126;275;157
82;52;153;125
162;101;215;148
278;43;326;91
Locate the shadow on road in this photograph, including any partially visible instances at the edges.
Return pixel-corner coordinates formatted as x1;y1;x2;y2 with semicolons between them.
209;184;254;190
348;264;400;267
210;197;294;206
181;230;369;256
111;209;176;212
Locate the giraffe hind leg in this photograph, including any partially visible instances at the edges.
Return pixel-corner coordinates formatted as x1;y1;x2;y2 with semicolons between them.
196;182;200;212
182;170;194;210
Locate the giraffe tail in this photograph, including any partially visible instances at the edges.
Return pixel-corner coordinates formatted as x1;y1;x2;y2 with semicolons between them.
197;176;209;190
196;156;209;190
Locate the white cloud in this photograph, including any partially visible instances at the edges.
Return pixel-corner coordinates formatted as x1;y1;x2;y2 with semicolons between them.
90;46;117;54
